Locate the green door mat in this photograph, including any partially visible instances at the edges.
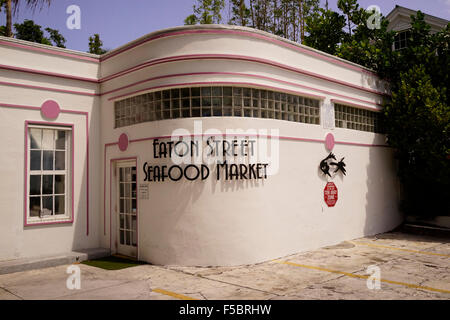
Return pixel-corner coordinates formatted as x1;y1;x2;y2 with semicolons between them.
82;255;147;270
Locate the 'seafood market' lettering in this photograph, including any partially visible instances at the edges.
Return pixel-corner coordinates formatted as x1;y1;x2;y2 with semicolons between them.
143;138;269;182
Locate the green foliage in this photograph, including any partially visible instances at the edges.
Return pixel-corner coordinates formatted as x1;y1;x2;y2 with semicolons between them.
13;19;65;47
337;0;359;35
334;8;449;218
382;66;449;216
184;0;225;25
228;0;250;26
305;8;346;55
88;33;107;55
45;27;66;48
14;19;43;42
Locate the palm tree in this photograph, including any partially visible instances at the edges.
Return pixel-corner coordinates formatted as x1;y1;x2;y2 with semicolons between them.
5;0;51;37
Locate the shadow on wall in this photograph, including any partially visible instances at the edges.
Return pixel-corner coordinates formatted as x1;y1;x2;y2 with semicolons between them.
363;140;403;237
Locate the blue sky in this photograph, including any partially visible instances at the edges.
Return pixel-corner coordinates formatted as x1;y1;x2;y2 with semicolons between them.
1;0;449;52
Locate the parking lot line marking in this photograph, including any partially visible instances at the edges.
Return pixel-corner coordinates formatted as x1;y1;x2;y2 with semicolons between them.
152;288;199;300
274;260;450;294
350;241;450;257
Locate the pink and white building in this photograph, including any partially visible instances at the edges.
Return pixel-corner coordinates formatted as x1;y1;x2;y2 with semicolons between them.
0;25;402;267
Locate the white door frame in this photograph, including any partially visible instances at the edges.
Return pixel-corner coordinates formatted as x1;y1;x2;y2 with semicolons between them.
112;159;138;258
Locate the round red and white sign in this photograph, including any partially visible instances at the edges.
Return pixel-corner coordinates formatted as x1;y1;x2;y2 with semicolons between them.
324;182;338;207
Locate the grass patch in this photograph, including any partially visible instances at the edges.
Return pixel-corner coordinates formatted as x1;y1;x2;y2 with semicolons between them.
81;255;147;270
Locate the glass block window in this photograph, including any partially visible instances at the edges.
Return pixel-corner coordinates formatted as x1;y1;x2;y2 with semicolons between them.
394;30;410;51
28;126;72;221
114;86;321;128
335;104;383;133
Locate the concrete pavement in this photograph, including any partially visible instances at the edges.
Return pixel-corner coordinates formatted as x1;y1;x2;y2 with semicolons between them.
0;231;448;300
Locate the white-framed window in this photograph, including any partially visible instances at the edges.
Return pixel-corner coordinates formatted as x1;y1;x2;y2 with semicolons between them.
27;124;73;224
394;30;410;51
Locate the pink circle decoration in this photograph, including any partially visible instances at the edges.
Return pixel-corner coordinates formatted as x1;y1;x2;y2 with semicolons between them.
41;100;60;119
118;133;129;152
325;133;335;151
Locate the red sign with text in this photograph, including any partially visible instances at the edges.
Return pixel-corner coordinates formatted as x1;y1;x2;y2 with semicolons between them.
324;182;338;207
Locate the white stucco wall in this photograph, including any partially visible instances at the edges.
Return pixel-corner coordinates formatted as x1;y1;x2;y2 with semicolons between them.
99;25;402;266
0;25;403;265
0;37;101;261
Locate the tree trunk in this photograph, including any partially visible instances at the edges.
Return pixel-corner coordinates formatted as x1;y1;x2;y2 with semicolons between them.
299;0;304;43
6;0;13;37
240;0;245;26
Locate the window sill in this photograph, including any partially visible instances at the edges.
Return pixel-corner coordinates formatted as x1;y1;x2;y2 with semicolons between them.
25;216;73;226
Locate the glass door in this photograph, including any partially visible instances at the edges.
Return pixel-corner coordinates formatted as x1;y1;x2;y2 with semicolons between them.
116;162;137;258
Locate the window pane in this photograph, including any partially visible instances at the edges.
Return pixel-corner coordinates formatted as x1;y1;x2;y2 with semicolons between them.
55;195;65;215
43;151;54;170
126;215;130;229
55;175;65;194
125;168;131;182
29;197;40;217
55;131;66;150
30;150;41;171
223;87;232;96
132;183;137;198
120;230;124;245
43;175;53;194
120;199;124;213
191;87;200;96
42;196;53;215
30;128;41;149
42;129;54;150
55;151;65;170
120;214;124;228
30;175;41;195
132;231;137;247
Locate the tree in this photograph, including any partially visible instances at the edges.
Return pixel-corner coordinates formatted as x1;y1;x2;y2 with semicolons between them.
304;8;346;54
184;0;225;25
4;0;51;37
0;0;7;36
229;0;250;26
13;19;64;47
298;0;320;43
382;65;449;217
88;33;107;55
45;27;66;48
337;0;358;36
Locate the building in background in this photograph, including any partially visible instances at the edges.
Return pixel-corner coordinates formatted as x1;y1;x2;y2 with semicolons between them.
386;5;449;50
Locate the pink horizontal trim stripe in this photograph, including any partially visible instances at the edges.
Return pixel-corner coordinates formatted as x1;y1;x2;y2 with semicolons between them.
0;40;99;63
0;102;41;111
0;63;99;83
108;81;326;101
100;54;387;97
100;29;376;76
331;99;382;111
106;133;388;151
0;80;99;97
102;71;382;108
